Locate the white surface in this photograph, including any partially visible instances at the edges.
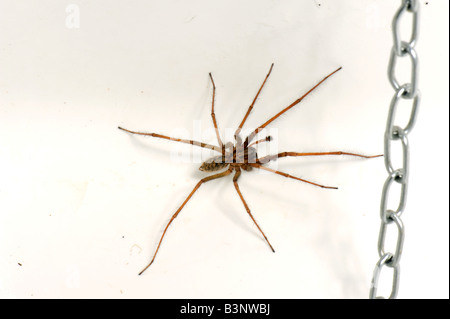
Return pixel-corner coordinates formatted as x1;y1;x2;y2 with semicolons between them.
0;0;448;299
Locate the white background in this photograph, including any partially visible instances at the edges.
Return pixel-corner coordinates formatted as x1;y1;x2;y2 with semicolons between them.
0;0;448;299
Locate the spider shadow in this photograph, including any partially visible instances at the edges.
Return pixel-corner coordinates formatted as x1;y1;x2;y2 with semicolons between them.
310;198;369;297
189;167;269;246
191;166;315;251
270;157;373;297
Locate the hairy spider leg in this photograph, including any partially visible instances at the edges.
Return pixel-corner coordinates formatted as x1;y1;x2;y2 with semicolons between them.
257;151;383;164
138;168;233;275
232;168;275;252
234;63;274;141
247;136;272;148
208;73;224;151
244;67;342;148
249;163;338;189
118;126;222;153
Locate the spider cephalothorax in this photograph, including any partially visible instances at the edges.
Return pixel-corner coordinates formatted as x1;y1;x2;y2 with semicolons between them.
119;64;381;275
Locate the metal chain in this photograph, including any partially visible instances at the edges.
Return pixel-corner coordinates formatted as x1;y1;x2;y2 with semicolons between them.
369;0;420;299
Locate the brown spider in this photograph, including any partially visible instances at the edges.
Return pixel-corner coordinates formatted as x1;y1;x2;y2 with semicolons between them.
118;64;381;275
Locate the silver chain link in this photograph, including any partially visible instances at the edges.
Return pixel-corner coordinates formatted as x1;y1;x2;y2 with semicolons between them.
369;0;420;299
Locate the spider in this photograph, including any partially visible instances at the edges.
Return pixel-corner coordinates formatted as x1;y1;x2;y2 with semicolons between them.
118;64;381;275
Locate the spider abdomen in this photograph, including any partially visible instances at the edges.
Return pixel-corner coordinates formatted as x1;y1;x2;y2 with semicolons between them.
199;155;229;172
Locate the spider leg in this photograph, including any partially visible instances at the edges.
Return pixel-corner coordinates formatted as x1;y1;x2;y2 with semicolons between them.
118;126;222;153
209;73;224;151
249;163;338;189
232;168;275;252
138;167;233;275
244;67;342;147
234;63;274;139
258;151;383;164
247;136;272;148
